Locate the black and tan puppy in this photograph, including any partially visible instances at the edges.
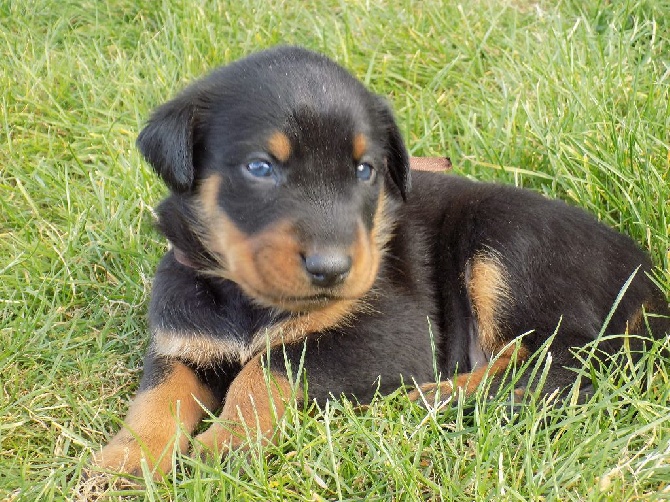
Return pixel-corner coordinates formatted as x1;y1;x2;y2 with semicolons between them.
94;46;669;477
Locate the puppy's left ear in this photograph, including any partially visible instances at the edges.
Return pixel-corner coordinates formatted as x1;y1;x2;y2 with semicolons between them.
136;97;200;193
374;97;411;200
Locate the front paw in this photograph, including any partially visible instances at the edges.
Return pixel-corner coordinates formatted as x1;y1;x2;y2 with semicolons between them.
90;431;175;481
192;423;244;461
92;439;144;478
77;436;147;494
407;381;455;405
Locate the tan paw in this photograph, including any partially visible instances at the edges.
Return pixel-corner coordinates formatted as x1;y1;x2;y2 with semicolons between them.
91;431;175;480
407;381;454;403
75;468;141;499
192;423;244;461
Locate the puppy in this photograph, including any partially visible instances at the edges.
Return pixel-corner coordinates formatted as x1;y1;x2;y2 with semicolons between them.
94;46;669;478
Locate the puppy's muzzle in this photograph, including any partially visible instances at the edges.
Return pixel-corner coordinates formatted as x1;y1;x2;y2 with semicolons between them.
302;250;352;288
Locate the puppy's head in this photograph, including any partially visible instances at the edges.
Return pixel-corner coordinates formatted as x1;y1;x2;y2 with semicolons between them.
140;46;410;312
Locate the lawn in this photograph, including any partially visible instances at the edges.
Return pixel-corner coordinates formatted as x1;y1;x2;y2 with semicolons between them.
1;0;669;500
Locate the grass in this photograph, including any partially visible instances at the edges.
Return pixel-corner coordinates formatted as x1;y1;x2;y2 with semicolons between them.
1;0;669;500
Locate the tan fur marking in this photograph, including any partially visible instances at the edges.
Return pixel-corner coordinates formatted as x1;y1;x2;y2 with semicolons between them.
198;173;258;283
153;329;250;366
267;130;292;163
195;355;297;453
353;133;368;161
245;220;309;302
467;253;512;354
93;362;218;477
154;304;357;367
407;344;529;402
254;299;357;353
371;186;394;251
156;307;356;367
199;173;224;225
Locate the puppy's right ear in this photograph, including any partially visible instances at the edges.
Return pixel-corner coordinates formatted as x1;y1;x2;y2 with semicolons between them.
137;98;199;193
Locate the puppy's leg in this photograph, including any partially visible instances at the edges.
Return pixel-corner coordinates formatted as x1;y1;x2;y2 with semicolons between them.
194;353;295;455
93;357;219;478
407;344;529;403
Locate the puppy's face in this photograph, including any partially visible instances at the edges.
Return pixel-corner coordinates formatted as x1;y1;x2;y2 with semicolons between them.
139;47;410;312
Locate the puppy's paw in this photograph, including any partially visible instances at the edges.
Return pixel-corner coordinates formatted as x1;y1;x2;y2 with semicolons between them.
75;468;141;500
192;423;241;462
407;381;454;405
90;431;174;482
92;440;144;479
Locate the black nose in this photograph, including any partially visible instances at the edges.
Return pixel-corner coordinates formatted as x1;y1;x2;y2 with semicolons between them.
303;252;352;288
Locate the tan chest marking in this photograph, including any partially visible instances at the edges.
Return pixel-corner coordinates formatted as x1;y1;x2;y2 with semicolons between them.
152;299;356;366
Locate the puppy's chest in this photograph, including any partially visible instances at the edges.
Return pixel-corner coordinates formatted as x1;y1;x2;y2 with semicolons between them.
149;277;288;366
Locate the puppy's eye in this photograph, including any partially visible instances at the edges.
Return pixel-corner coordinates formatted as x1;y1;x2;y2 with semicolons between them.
356;162;375;182
246;160;274;178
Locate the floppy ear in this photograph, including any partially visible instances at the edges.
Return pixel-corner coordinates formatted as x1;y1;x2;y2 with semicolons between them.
374;98;411;200
136;97;199;193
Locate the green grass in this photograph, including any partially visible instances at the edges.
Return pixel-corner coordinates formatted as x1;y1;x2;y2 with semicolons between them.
1;0;669;500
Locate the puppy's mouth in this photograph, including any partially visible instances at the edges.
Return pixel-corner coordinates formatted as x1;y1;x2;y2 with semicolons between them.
240;282;356;312
282;293;344;303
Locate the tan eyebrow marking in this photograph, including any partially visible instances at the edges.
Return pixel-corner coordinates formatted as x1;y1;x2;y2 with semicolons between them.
353;133;367;161
267;130;292;163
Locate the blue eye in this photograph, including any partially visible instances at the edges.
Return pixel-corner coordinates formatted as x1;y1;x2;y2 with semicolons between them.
356;162;375;182
246;159;274;178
